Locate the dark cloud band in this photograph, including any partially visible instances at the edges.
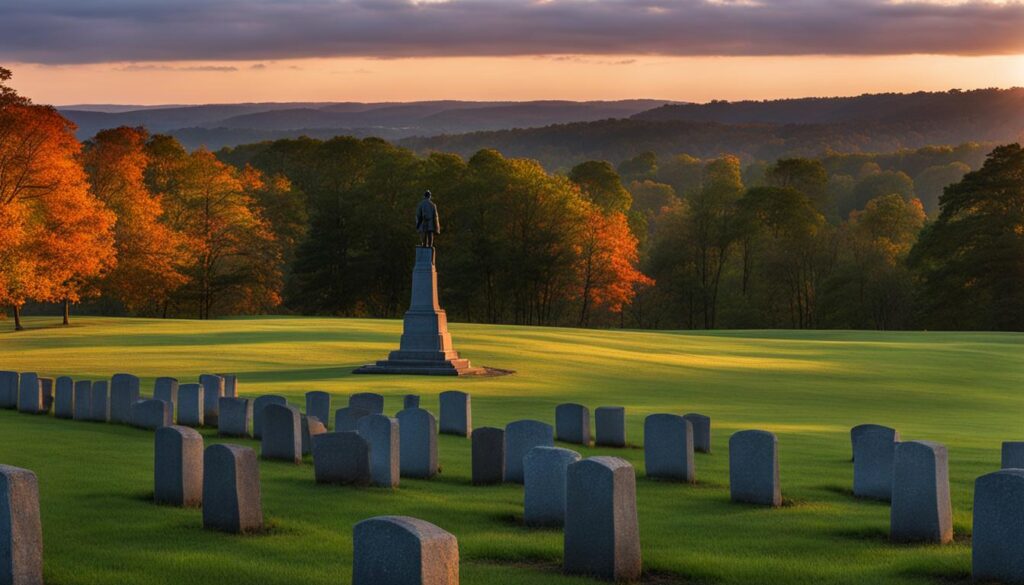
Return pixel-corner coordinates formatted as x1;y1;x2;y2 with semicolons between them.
1;0;1022;64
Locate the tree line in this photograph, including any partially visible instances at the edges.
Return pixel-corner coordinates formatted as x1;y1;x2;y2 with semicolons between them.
2;68;1021;331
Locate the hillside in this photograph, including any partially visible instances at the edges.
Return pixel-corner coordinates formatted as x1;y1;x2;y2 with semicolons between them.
58;99;670;149
0;316;1021;584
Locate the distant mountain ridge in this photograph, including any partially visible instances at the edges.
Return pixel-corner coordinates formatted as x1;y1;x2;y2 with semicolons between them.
57;99;674;148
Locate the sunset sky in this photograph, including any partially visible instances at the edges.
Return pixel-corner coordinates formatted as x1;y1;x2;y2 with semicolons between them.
3;0;1024;105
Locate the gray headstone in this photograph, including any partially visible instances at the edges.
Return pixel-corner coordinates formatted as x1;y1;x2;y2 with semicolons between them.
0;371;17;409
504;420;554;484
0;465;43;585
312;431;371;485
261;403;302;464
218;397;253;437
357;414;400;488
17;373;43;414
177;384;204;427
472;427;505;485
1002;441;1024;469
644;414;695;482
352;516;459;585
54;376;74;419
335;406;371;432
202;444;262;533
253;394;287;438
852;425;900;500
595;406;626;447
683;413;711;453
891;440;952;543
216;374;238;397
851;423;895;461
439;390;471;437
39;378;53;412
973;469;1024;584
153;377;179;414
564;457;641;582
350;392;385;415
397;408;438;479
305;391;331;429
131;399;172;430
555;403;590;445
403;394;420;410
72;381;92;421
729;430;781;507
89;381;109;422
524;446;581;527
109;373;141;424
301;415;327;456
199;374;225;425
154;425;203;507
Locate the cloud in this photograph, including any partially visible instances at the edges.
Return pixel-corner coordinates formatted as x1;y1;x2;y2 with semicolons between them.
2;0;1023;64
116;64;239;72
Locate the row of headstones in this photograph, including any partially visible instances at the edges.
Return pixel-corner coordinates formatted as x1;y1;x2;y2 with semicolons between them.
553;403;711;452
850;424;1024;583
0;370;237;429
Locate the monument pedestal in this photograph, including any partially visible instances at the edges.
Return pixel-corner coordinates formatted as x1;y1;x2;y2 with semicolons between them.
355;247;485;376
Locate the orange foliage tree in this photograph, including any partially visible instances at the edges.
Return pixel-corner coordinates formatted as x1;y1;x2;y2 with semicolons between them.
0;68;115;329
149;140;282;319
85;127;187;313
575;206;653;326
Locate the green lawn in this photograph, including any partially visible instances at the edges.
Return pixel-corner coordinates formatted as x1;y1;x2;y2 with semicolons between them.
0;316;1021;585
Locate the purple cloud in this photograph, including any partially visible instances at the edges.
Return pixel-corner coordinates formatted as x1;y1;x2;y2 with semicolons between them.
1;0;1022;64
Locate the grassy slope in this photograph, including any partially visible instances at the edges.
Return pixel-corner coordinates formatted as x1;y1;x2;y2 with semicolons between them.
0;316;1021;585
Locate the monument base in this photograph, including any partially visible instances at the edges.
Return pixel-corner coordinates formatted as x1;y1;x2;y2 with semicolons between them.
354;246;509;377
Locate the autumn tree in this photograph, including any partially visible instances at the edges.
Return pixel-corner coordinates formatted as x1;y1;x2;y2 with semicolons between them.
574;207;653;326
85;127;188;313
0;69;115;329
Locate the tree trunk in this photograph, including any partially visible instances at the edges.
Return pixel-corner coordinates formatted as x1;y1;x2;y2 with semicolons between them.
13;305;23;331
63;299;70;326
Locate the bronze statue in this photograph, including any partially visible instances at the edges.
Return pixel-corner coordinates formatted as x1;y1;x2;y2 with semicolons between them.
416;190;440;247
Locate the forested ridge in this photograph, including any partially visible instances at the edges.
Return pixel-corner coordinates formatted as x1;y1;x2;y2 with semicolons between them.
4;69;1022;331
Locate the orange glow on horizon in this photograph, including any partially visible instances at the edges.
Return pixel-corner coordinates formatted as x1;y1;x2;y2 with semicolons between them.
9;54;1024;106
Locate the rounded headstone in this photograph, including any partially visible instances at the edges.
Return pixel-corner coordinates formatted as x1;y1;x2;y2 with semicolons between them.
17;372;42;415
73;380;92;421
0;464;43;585
564;457;641;582
89;381;109;422
472;427;505;485
261;403;302;464
202;444;262;533
594;406;626;447
54;376;75;419
852;425;900;500
439;390;471;437
218;397;253;438
335;406;371;432
350;392;385;415
644;414;695;482
729;430;781;507
153;377;179;419
352;516;459;585
177;384;204;427
199;374;225;425
683;413;711;454
973;469;1024;583
154;425;204;507
504;420;554;484
109;373;141;424
524;446;581;527
357;414;400;487
0;371;18;409
555;403;590;445
252;394;287;438
305;391;332;430
890;440;952;543
131;399;173;430
312;431;371;485
403;394;420;410
397;408;438;479
1001;441;1024;469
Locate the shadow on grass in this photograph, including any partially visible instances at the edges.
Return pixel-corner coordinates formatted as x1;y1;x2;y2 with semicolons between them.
900;565;972;584
471;556;715;584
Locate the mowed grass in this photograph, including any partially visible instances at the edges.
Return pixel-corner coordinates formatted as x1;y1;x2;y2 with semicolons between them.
0;316;1021;585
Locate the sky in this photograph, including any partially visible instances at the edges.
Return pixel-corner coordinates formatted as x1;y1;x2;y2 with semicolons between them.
2;0;1024;105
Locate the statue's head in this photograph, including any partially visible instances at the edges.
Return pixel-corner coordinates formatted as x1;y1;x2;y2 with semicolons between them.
424;190;432;199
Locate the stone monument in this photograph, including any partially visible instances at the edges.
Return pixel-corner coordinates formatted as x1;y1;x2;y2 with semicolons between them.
355;194;485;376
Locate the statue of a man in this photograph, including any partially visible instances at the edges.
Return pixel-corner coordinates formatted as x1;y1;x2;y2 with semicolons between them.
416;190;440;247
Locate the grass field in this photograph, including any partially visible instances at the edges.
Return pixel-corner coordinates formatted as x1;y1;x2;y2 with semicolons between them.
0;316;1021;585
